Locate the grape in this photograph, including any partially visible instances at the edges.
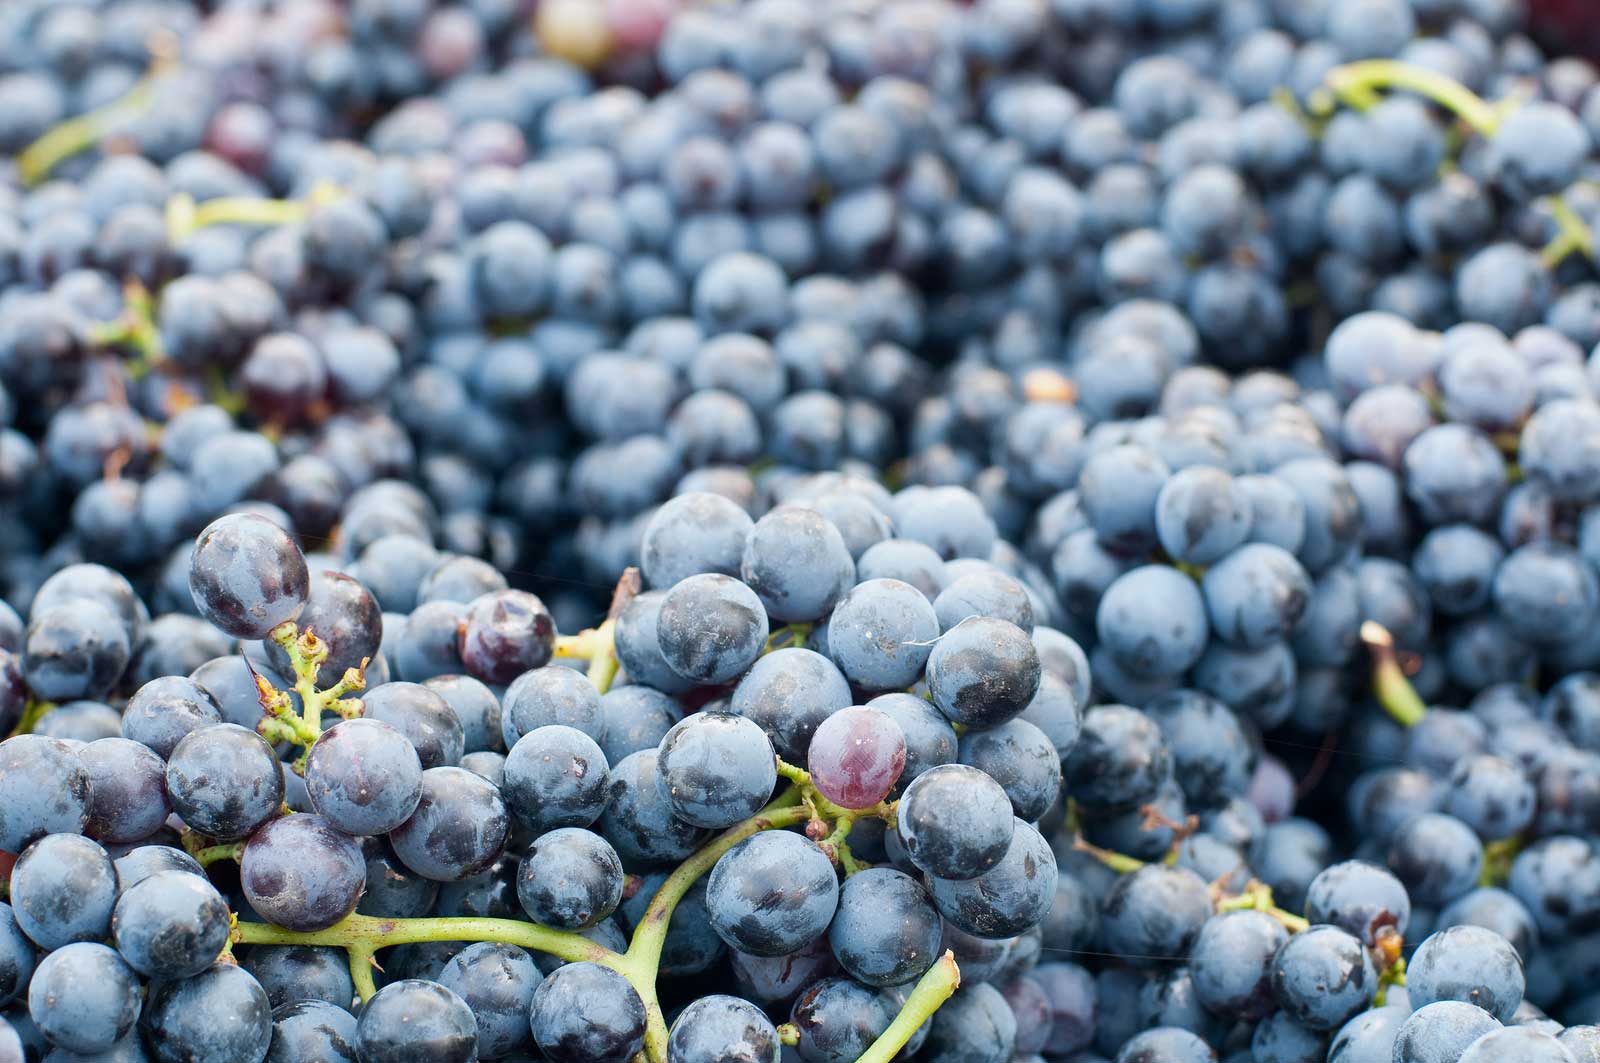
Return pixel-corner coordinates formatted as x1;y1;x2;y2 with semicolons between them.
666;994;778;1063
1393;1001;1502;1063
656;574;769;685
423;674;504;755
896;764;1015;881
1102;864;1213;967
827;868;941;988
239;945;354;1011
826;578;940;691
501;665;605;749
264;1000;358;1063
388;766;508;883
27;943;141;1055
353;980;477;1063
1458;1027;1577;1063
598;750;709;871
1271;925;1377;1031
503;725;611;835
436;943;541;1059
705;831;839;957
956;718;1059;822
656;711;777;827
918;983;1018;1063
458;589;556;685
1303;860;1411;947
788;976;892;1062
22;600;129;703
111;870;230;979
165;723;285;840
730;648;852;762
924;616;1041;729
807;706;906;810
304;718;425;836
359;682;465;770
78;738;170;844
142;964;273;1063
241;814;365;932
529;963;646;1063
120;675;223;759
112;846;203;891
1189;910;1288;1021
0;735;92;852
516;828;624;931
9;835;115;951
187;513;309;639
1406;925;1525;1022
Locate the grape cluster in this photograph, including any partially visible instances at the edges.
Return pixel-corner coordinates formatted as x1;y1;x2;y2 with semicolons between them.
3;0;1600;1061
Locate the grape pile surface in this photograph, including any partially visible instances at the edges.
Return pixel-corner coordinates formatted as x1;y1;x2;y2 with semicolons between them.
4;0;1600;1062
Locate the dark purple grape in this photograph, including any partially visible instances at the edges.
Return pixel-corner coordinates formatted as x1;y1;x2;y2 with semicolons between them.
188;513;310;639
241;813;365;932
0;734;92;852
458;589;557;685
112;869;231;979
265;569;382;681
165;723;285;841
80;737;171;844
304;718;425;836
388;766;508;882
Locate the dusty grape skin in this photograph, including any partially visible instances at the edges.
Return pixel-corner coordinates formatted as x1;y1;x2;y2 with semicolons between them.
165;723;285;841
503;724;611;835
925;820;1057;939
705;831;839;958
111;870;231;979
515;827;624;931
241;813;366;933
187;513;309;639
436;942;541;1058
655;711;777;828
0;735;92;852
924;616;1041;729
142;963;274;1063
528;962;646;1063
353;979;478;1063
827;867;942;987
387;766;509;883
26;942;142;1055
304;718;425;837
9;834;116;951
896;764;1015;881
656;573;769;685
598;749;709;872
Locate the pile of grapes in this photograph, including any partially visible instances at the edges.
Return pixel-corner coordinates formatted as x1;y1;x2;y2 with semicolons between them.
5;0;1600;1061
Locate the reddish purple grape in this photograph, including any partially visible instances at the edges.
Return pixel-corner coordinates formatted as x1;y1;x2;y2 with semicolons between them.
807;707;907;810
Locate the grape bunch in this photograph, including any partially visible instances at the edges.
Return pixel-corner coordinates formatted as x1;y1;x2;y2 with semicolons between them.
4;0;1600;1061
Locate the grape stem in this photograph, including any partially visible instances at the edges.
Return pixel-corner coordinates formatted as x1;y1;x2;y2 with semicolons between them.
164;181;343;244
1213;880;1311;933
5;698;56;739
190;841;245;868
1479;836;1524;887
854;951;961;1063
256;622;367;772
89;280;165;379
1322;59;1504;135
17;34;178;186
1320;60;1596;268
1360;622;1429;728
551;567;640;695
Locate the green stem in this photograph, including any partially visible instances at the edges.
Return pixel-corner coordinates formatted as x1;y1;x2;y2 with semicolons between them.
1214;882;1310;933
18;64;170;186
193;842;245;867
763;623;813;654
1072;836;1147;875
1324;60;1504;135
623;790;808;1060
1480;836;1523;887
232;912;621;970
1375;956;1407;1007
1361;622;1428;728
7;699;55;738
260;622;367;772
854;952;961;1063
1542;195;1595;268
348;945;379;1003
